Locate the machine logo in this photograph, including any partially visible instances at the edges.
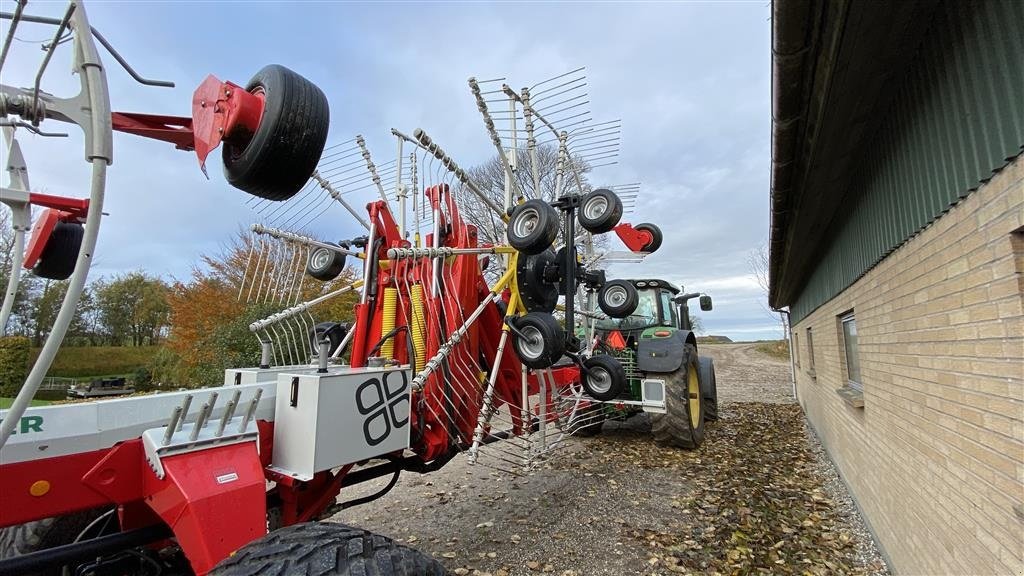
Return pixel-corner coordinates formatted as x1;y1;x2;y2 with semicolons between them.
356;371;410;446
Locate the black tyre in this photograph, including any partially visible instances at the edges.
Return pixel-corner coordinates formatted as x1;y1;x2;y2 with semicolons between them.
223;64;330;201
0;509;110;576
577;188;623;234
210;522;447;576
650;343;705;449
511;312;565;369
507;199;559;255
634;223;663;253
598;279;638;318
33;221;83;280
699;356;718;422
515;249;559;313
306;246;347;281
581;354;626;401
310;321;348;356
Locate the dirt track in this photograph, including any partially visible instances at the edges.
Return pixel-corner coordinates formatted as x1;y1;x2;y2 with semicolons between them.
329;343;887;576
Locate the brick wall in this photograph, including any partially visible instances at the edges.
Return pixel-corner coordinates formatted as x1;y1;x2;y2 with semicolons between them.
792;155;1023;575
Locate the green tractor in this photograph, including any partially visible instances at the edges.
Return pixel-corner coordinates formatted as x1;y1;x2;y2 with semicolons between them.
578;279;717;449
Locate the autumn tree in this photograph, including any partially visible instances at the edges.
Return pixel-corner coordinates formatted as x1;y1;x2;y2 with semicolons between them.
159;230;359;386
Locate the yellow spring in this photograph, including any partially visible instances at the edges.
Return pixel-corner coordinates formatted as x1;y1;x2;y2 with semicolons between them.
410;284;428;370
381;287;398;359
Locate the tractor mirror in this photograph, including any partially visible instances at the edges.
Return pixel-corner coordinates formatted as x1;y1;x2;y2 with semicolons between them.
699;295;713;311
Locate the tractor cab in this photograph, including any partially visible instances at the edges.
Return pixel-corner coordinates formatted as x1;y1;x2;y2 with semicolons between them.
594;280;680;335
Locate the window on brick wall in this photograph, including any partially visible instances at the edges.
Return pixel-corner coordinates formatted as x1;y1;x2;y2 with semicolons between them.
840;312;862;389
805;327;815;375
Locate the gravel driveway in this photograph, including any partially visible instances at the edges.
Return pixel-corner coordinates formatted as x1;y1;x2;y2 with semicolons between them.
330;343;889;575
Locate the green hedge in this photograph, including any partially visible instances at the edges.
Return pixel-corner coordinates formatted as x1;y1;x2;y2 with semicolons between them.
30;346;161;378
0;336;31;397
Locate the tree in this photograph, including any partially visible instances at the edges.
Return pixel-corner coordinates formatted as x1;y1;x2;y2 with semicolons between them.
749;243;788;338
159;230;359;386
460;144;593;247
93;272;170;346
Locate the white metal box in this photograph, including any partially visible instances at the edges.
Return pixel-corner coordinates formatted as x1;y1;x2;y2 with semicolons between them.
269;365;411;481
223;365;321;387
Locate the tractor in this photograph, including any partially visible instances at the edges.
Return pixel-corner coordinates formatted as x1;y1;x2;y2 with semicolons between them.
575;279;718;448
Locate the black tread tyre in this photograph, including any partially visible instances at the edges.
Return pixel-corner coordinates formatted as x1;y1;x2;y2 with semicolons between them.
33;221;83;280
699;356;718;422
223;64;330;201
507;200;559;255
597;279;639;318
511;312;565;369
581;354;626;401
306;246;347;281
310;322;348;356
210;522;448;576
634;223;663;253
515;249;559;313
0;509;108;576
650;343;705;449
578;188;623;234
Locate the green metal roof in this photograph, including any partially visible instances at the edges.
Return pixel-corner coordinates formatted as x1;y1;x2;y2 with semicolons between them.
769;0;1024;322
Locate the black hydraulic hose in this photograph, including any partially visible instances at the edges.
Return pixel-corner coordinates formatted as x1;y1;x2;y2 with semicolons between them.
339;458;402;510
0;524;172;576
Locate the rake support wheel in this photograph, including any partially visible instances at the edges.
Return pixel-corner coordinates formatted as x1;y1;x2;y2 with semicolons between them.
33;221;84;281
511;312;565;369
223;64;330;201
581;354;626;401
507;199;559;255
578;188;623;234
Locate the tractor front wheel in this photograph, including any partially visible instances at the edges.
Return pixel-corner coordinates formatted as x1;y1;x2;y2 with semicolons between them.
650;343;705;449
210;522;447;576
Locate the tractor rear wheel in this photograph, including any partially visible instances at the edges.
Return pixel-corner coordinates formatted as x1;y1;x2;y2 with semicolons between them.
0;508;111;576
650;343;705;449
699;356;719;422
210;522;447;576
223;64;330;201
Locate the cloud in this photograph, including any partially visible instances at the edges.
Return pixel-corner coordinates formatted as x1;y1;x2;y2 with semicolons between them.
2;1;773;340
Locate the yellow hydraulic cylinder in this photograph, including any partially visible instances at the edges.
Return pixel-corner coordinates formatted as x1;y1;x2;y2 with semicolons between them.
410;283;428;370
381;287;398;359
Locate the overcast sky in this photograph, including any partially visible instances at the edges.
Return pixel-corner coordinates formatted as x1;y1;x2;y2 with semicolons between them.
2;0;780;341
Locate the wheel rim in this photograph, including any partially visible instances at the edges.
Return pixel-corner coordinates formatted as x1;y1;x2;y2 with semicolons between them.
687;363;701;429
587;366;612;395
311;248;331;270
516;325;545;360
603;285;628;308
583;195;608;220
513;207;541;239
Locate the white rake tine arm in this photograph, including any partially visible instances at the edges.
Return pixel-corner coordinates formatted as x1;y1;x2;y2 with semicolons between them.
468;330;510;464
468;77;520;198
411;292;500;392
386;246;504;260
355;135;391;206
249;281;363;333
394;127;506;220
310;171;371;230
250;224;360;257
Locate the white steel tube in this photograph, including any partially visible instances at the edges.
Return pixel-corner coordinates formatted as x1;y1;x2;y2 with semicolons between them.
1;2;111;449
